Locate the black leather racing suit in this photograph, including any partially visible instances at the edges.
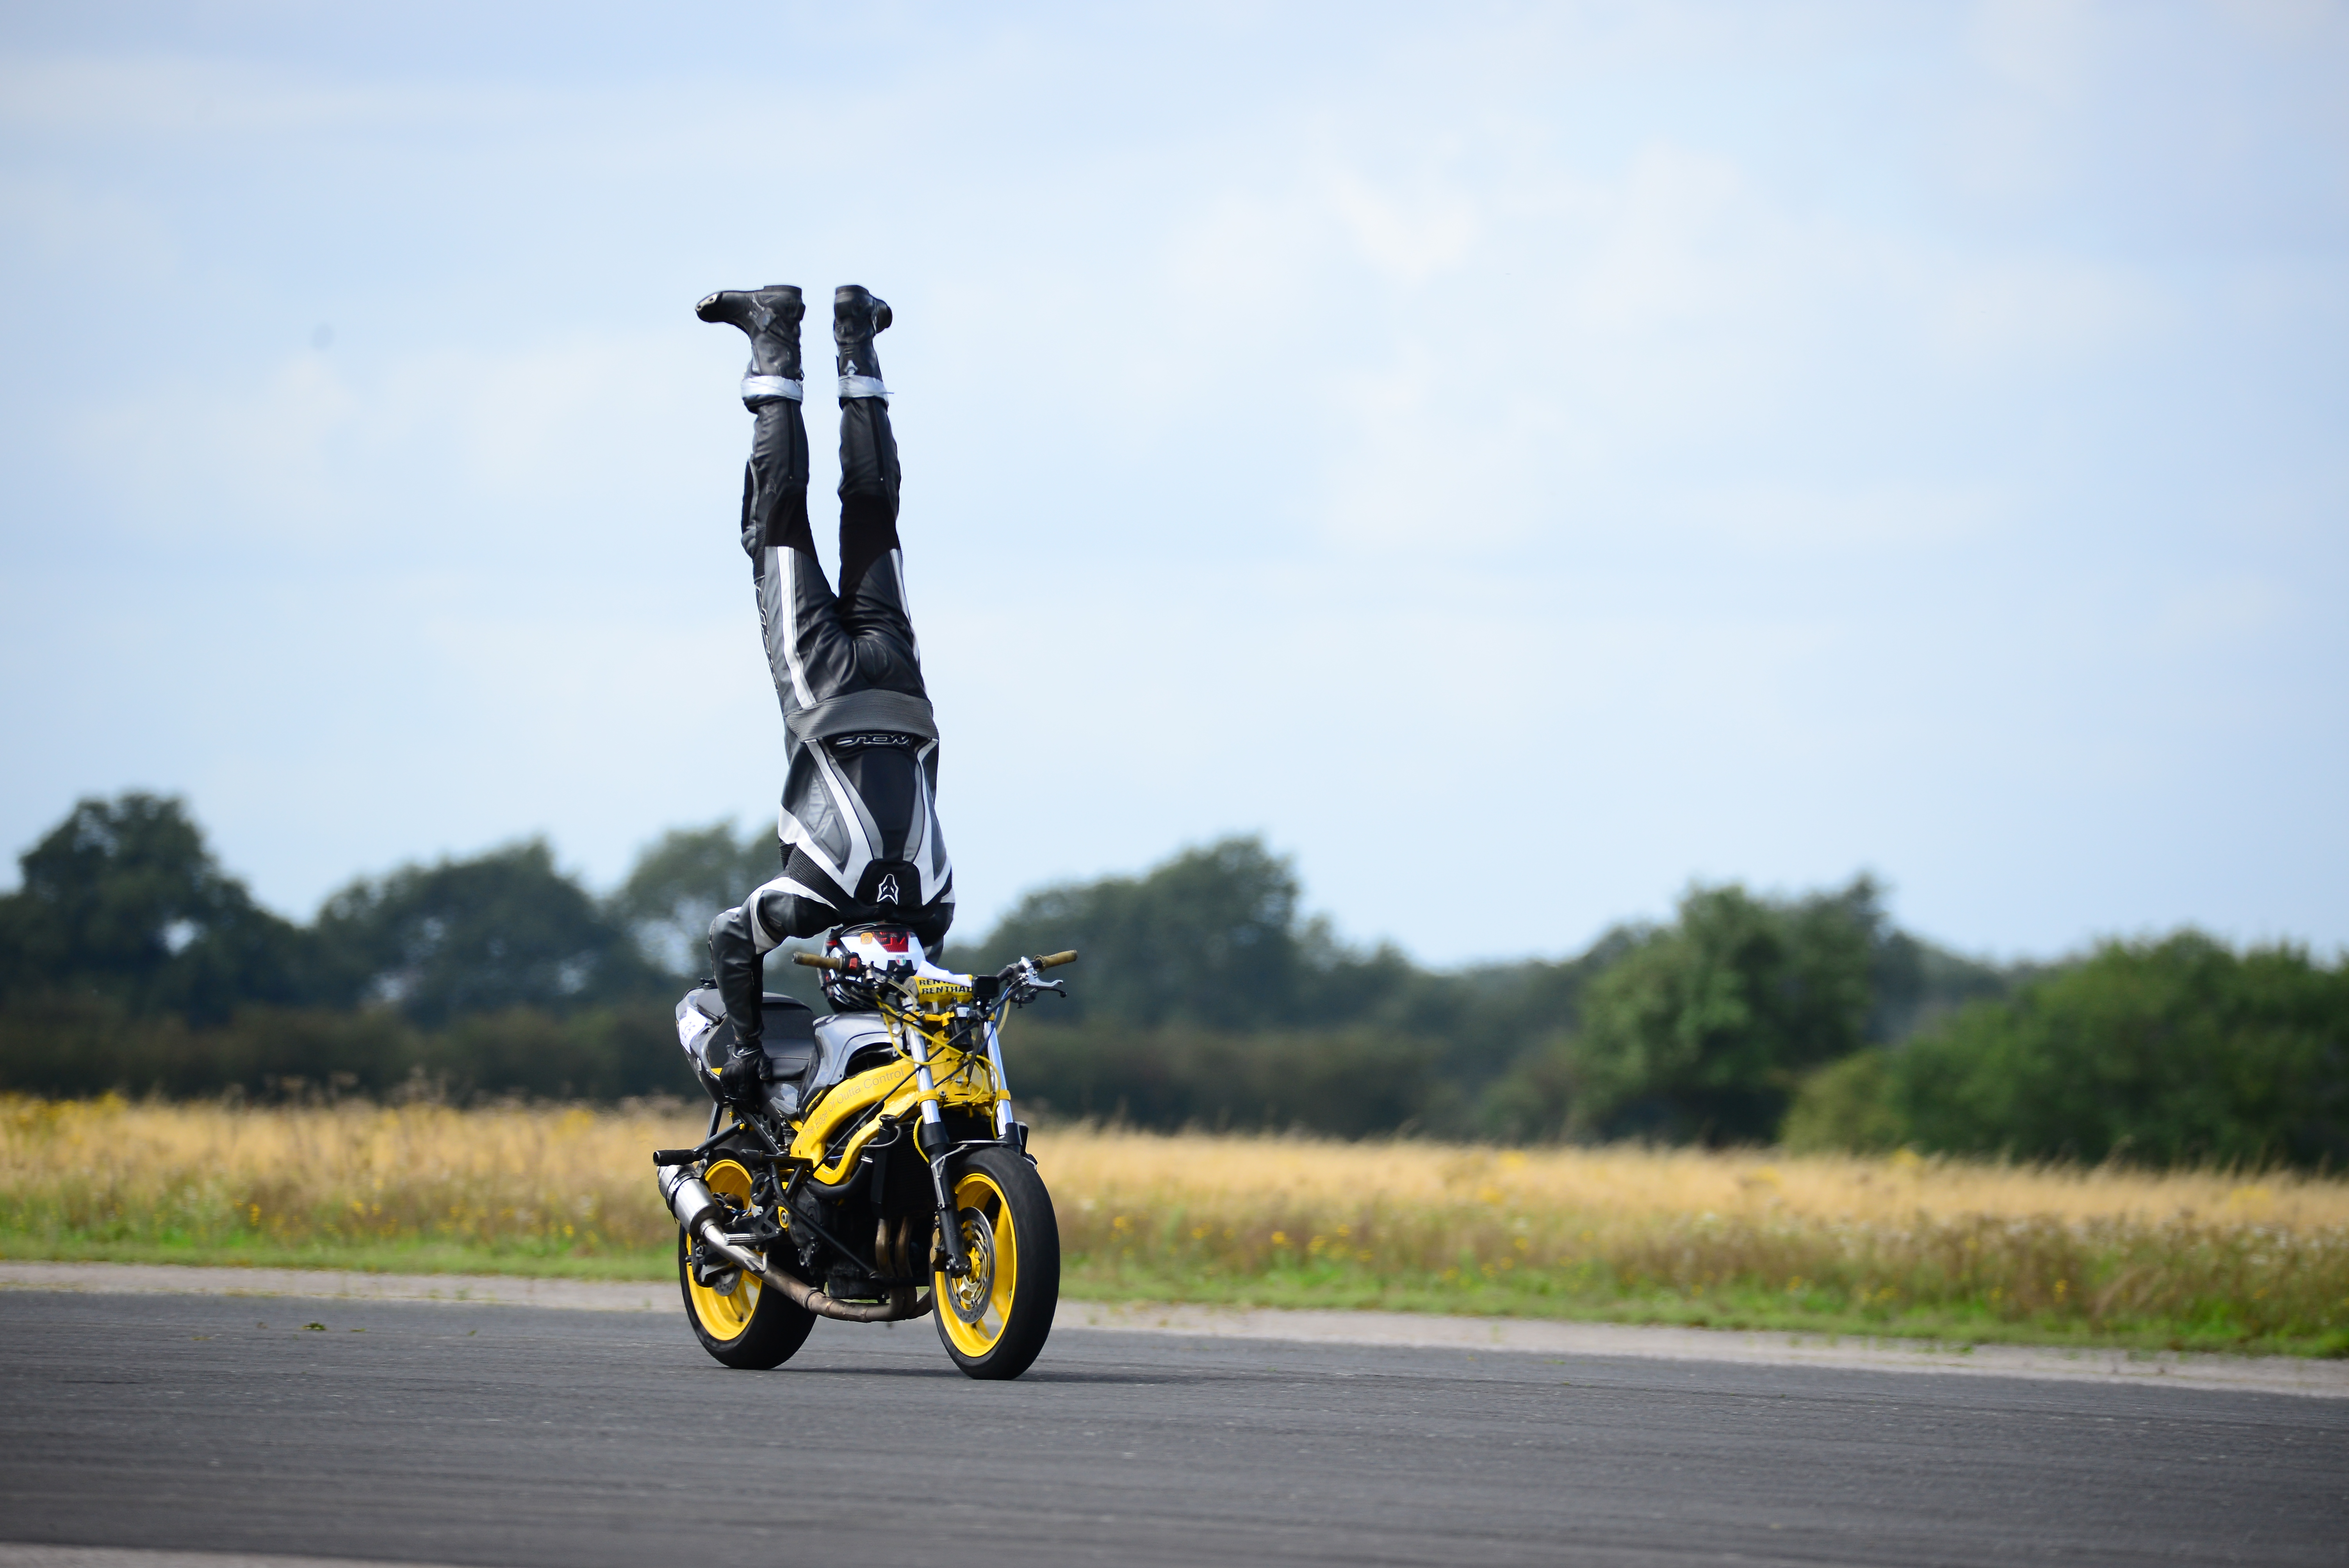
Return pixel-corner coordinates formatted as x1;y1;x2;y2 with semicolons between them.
706;382;954;1049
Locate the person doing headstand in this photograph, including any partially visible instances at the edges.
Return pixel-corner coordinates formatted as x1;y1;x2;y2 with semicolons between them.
697;285;954;1069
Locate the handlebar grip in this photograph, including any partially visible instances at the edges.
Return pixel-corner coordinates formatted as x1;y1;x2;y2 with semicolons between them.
793;952;845;971
1035;950;1078;970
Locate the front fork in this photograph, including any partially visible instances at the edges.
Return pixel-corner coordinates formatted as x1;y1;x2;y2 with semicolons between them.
983;1019;1018;1141
906;1010;1022;1279
906;1023;971;1278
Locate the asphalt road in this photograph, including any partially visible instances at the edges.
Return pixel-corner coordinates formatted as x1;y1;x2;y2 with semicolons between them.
0;1291;2342;1567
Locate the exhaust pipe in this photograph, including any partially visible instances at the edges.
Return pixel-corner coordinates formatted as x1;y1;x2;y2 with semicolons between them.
659;1163;723;1233
657;1163;931;1325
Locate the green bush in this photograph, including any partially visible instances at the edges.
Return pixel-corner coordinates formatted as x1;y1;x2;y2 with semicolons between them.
1553;881;1881;1144
0;994;684;1104
1783;934;2349;1168
1005;1017;1462;1139
1780;1049;1904;1153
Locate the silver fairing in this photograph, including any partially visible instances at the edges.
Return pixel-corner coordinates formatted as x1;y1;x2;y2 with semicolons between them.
808;1012;894;1097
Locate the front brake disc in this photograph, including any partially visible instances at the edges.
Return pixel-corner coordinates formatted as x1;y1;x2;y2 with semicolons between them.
950;1210;996;1323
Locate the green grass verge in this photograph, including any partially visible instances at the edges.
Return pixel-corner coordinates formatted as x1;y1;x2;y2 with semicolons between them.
7;1233;2342;1359
0;1233;672;1281
1062;1257;2349;1359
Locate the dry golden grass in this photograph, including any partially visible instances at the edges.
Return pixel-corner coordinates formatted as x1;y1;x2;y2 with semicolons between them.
1033;1127;2349;1231
1032;1127;2349;1352
4;1099;2344;1352
0;1094;706;1265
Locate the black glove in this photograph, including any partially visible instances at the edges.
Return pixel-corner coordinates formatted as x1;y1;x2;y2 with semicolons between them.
718;1042;766;1103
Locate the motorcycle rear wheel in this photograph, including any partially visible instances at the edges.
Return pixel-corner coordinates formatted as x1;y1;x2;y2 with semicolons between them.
933;1145;1060;1381
677;1158;815;1370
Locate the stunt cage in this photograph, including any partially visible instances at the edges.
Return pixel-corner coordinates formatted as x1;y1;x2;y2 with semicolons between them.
652;923;1075;1380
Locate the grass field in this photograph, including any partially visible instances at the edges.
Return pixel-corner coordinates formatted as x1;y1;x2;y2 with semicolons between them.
5;1096;2344;1356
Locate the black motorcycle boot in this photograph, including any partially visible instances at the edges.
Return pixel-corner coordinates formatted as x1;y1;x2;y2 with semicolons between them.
833;285;891;401
697;285;805;407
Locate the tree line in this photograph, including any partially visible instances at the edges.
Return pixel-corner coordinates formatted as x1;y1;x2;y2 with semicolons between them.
2;792;2342;1167
0;793;769;1101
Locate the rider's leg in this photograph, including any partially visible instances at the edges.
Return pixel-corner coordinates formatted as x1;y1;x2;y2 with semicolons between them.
699;284;809;551
748;401;863;709
827;286;952;944
697;284;864;709
832;285;919;666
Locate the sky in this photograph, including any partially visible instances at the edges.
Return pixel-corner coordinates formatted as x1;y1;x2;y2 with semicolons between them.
1;1;2344;966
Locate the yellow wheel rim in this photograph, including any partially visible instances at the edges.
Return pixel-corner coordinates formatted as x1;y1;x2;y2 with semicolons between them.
936;1167;1018;1356
684;1158;762;1341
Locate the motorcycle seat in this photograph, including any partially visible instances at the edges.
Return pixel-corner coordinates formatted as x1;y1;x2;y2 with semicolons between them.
756;992;816;1082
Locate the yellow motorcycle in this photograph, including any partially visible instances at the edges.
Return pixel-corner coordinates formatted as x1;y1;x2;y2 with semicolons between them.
654;925;1074;1380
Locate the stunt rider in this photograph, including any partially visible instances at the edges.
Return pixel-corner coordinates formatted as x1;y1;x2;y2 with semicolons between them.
697;284;955;1094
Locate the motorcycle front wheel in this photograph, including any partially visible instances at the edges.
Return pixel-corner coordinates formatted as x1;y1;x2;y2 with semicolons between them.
934;1144;1060;1380
677;1157;816;1370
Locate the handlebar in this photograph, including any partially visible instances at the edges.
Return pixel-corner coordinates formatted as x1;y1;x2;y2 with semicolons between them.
794;947;1075;980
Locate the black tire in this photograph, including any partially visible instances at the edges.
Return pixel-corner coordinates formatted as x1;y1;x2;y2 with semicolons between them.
675;1160;816;1370
932;1144;1060;1381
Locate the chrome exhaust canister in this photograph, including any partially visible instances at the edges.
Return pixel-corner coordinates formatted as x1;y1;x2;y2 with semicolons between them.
656;1164;721;1234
